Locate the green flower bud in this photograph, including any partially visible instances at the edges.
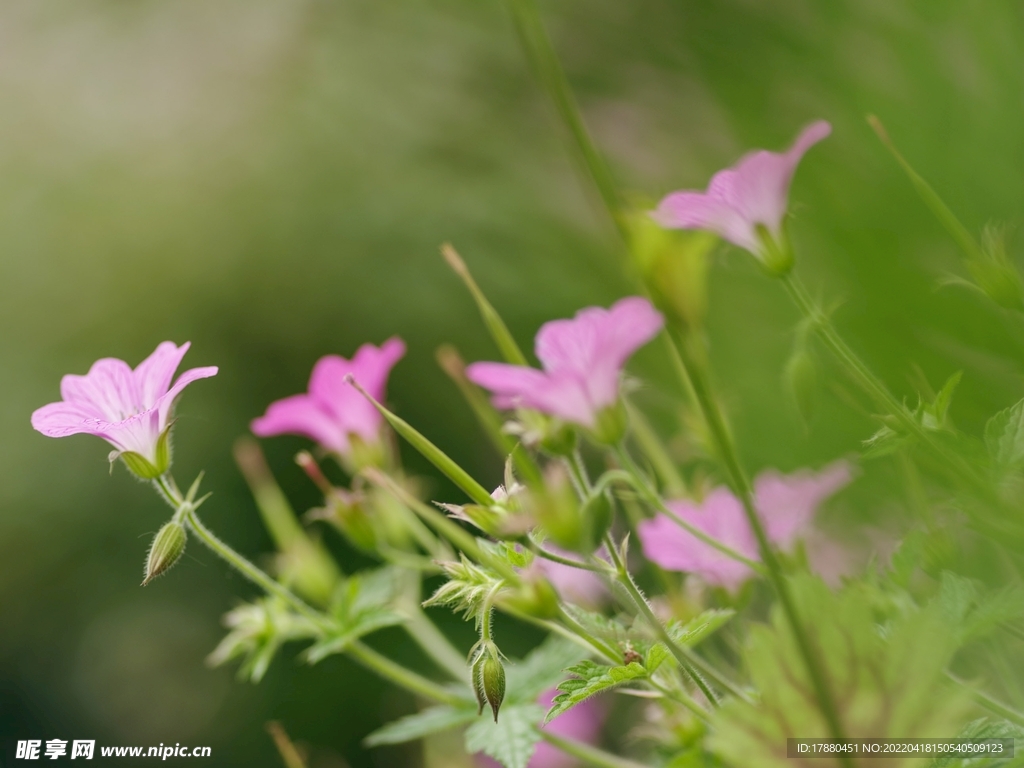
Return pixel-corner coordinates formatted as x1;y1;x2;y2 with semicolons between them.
531;465;585;553
499;570;560;620
591;402;627;446
116;429;172;480
143;520;187;585
481;654;506;723
470;650;488;716
314;491;377;554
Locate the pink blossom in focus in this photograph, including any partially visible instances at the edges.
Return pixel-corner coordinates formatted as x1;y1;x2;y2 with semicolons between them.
251;337;405;456
478;689;605;768
31;341;218;467
637;461;852;591
653;121;831;258
466;297;663;430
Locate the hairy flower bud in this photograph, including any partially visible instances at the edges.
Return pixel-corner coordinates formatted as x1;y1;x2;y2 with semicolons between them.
481;652;506;723
581;492;614;554
143;520;187;585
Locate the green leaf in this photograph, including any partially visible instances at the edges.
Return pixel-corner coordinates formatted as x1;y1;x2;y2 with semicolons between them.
667;609;735;647
936;571;1024;646
545;659;647;722
644;642;670;674
304;609;405;663
711;576;972;768
927;717;1024;768
922;371;962;430
364;705;478;747
464;703;544;768
985;398;1024;470
505;635;587;704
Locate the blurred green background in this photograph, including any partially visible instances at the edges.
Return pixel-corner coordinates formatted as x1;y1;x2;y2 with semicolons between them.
4;0;1024;765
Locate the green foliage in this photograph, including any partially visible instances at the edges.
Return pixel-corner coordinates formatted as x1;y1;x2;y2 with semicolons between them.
505;635;587;704
711;576;972;768
464;703;546;768
668;609;736;648
936;571;1024;646
423;554;505;624
927;718;1024;768
207;598;320;683
985;398;1024;472
303;568;406;663
863;372;962;459
363;706;480;748
545;659;648;722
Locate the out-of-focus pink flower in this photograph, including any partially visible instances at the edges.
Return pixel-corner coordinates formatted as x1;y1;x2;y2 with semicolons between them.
466;297;663;432
754;461;853;550
31;341;217;473
637;461;852;591
251;338;405;457
478;689;605;768
637;487;759;592
653;121;831;265
535;546;607;607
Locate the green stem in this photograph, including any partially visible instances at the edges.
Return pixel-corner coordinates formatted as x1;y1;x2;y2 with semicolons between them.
347;640;463;707
669;332;852;760
183;506;329;629
400;600;469;682
538;731;649;768
527;535;610;573
503;0;626;240
604;532;746;705
946;672;1024;728
606;451;765;574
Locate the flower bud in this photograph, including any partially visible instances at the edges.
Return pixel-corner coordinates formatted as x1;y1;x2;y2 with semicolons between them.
116;429;172;480
592;402;627;446
581;492;613;554
143;520;187;585
313;491;377;553
481;653;506;723
531;465;586;553
499;568;560;620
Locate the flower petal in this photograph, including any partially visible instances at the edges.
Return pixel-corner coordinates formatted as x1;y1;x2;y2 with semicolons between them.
653;189;757;251
466;362;596;427
637;489;759;591
60;358;138;422
754;459;852;550
251;394;348;454
155;365;219;431
133;341;191;409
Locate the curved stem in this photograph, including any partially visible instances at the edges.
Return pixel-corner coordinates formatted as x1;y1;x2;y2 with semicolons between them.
538;731;649;768
347;640;463;707
606;452;765;574
604;532;746;706
183;506;328;630
946;672;1024;728
527;536;610;573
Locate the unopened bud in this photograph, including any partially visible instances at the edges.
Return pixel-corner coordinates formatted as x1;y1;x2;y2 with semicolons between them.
313;491;377;553
531;465;585;553
592;402;627;446
143;520;187;585
481;654;506;722
500;569;559;620
581;492;613;554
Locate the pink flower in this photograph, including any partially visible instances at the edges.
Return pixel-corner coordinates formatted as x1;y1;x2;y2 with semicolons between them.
637;488;759;592
466;297;663;434
31;341;218;475
653;121;831;268
534;546;607;607
637;461;852;591
478;689;605;768
251;338;405;457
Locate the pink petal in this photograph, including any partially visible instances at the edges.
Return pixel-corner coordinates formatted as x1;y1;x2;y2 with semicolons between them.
466;361;596;427
133;341;191;409
754;460;852;550
154;365;219;432
60;358;138;422
637;489;759;591
31;401;109;438
653;189;758;251
251;394;348;454
349;337;406;400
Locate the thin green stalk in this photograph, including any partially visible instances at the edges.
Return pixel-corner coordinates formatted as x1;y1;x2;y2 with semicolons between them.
347;640;464;707
667;333;851;756
503;0;626;239
607;450;765;574
603;532;747;705
401;601;469;681
183;506;329;630
528;536;610;573
538;731;649;768
946;672;1024;728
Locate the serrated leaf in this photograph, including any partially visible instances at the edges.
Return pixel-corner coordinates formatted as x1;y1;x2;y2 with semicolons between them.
645;643;670;674
364;705;478;747
545;659;647;722
928;717;1024;768
862;423;909;459
923;371;962;429
465;703;544;768
711;576;971;768
936;571;1024;646
668;609;735;647
505;635;587;704
985;398;1024;470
